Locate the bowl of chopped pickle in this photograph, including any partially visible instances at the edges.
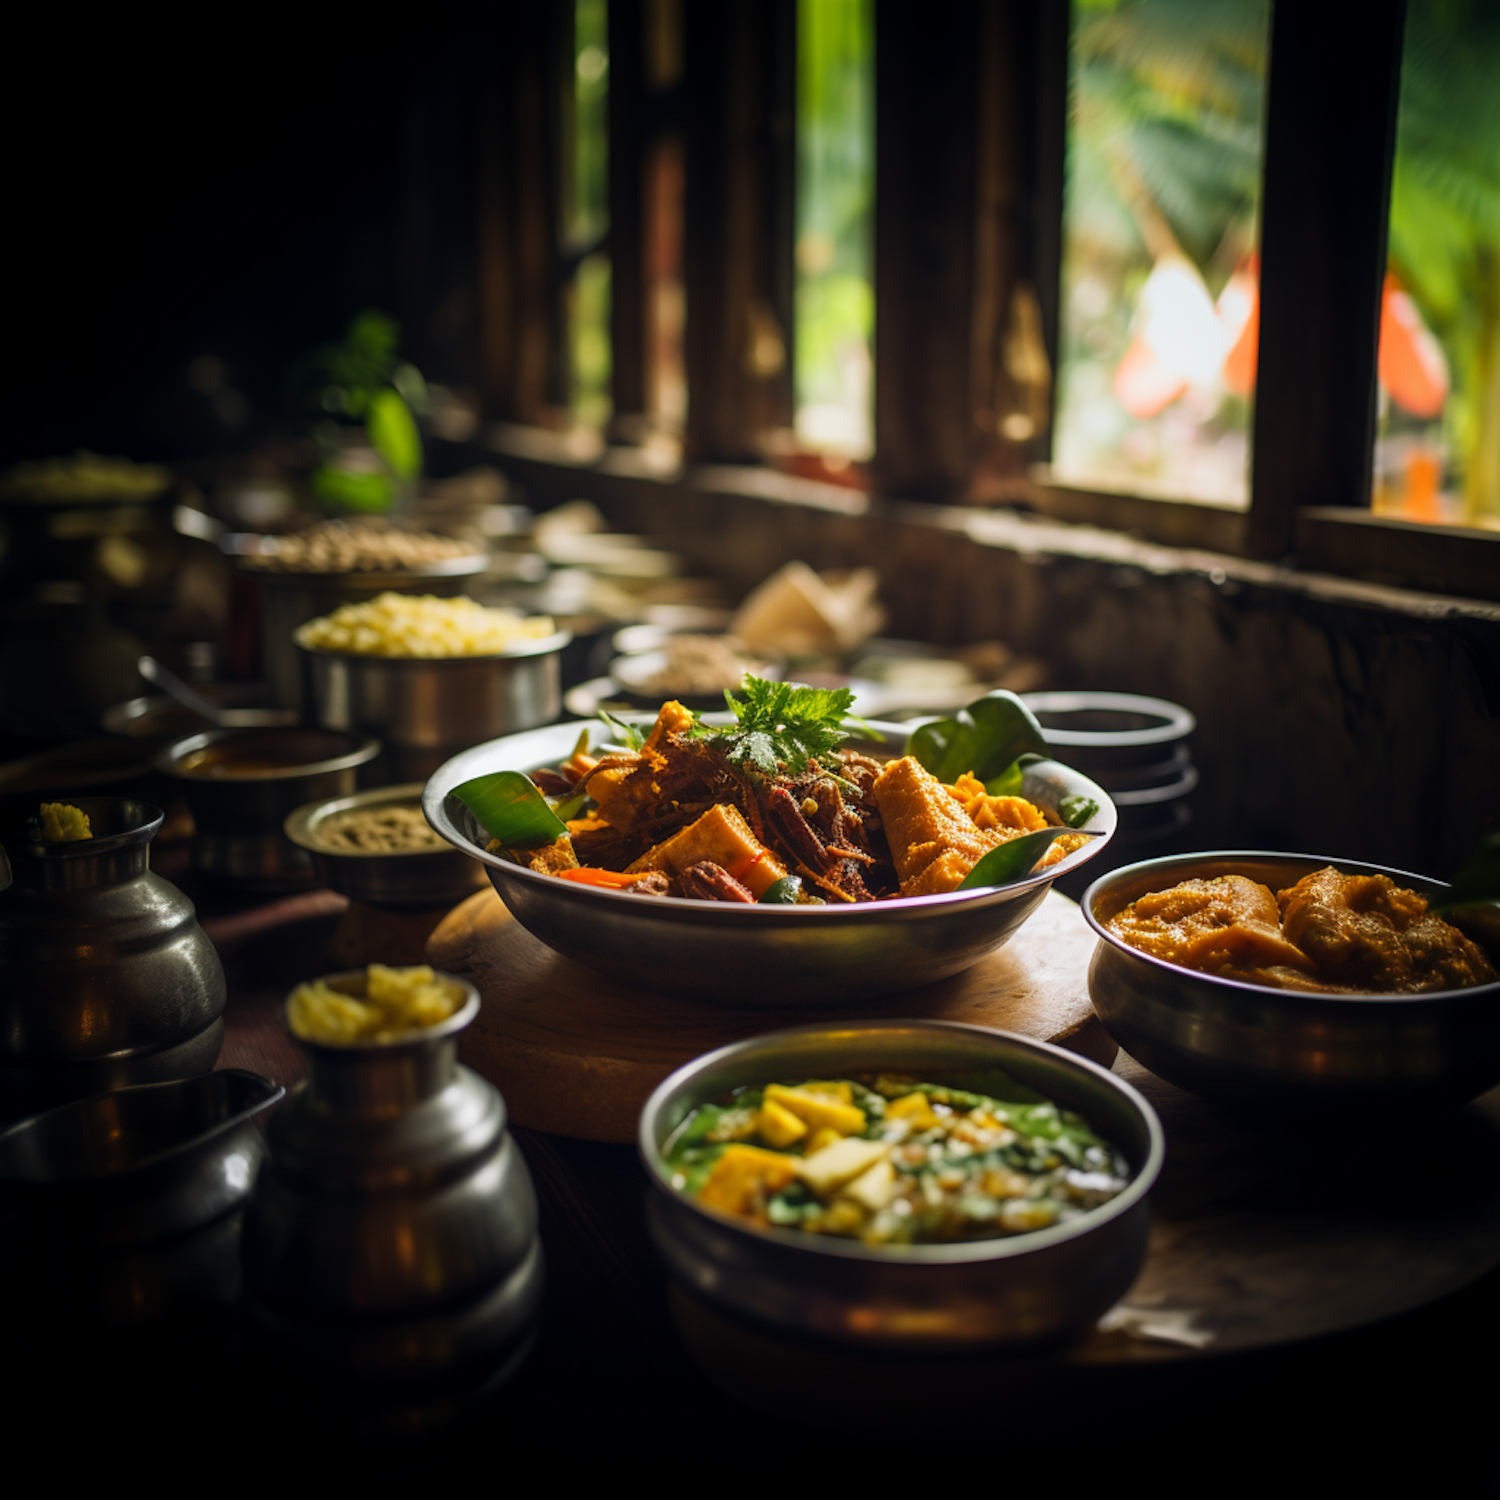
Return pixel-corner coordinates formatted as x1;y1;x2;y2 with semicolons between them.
1084;851;1500;1111
284;783;488;908
423;679;1115;1007
638;1019;1163;1351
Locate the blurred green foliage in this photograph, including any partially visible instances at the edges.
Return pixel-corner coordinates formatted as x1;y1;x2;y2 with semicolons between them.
285;310;425;513
1068;0;1268;270
569;0;612;428
796;0;874;451
1387;0;1500;519
1067;0;1500;520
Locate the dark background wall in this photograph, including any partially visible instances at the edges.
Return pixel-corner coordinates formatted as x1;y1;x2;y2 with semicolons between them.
3;17;478;467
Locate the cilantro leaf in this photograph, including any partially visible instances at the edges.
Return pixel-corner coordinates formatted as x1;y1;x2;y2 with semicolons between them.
595;709;646;751
693;674;871;776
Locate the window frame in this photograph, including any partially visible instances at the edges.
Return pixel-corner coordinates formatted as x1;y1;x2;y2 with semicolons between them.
473;0;1500;602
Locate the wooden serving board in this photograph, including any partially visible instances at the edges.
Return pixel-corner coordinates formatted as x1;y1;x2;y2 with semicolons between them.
425;886;1113;1143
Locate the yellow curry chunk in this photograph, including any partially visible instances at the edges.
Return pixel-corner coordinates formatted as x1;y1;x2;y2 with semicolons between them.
698;1144;800;1220
289;964;464;1044
886;1091;941;1132
763;1083;865;1137
756;1098;809;1147
1105;874;1317;986
39;802;91;841
798;1137;891;1196
948;773;1048;834
624;803;788;898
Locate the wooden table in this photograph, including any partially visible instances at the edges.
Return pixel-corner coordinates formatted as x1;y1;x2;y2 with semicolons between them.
19;852;1500;1484
424;885;1500;1365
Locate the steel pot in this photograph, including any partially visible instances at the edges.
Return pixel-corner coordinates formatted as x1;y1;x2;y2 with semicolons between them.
0;798;227;1120
242;972;543;1415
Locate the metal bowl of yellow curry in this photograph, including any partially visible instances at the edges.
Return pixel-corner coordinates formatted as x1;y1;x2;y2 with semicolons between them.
423;681;1116;1007
1084;852;1500;1111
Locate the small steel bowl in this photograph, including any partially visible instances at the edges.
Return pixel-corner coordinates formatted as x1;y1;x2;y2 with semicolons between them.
638;1020;1163;1352
0;1070;283;1338
298;627;571;784
0;1069;284;1250
1083;852;1500;1112
284;783;488;908
156;725;381;890
423;718;1115;1008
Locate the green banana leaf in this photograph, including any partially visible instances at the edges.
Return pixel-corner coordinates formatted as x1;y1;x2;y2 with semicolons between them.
453;771;568;848
957;827;1095;891
908;690;1050;790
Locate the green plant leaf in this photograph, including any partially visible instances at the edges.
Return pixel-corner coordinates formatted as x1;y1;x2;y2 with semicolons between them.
453;771;568;848
366;389;423;479
596;709;646;751
909;691;1050;785
956;828;1091;891
1430;832;1500;913
758;876;803;904
311;464;392;513
1060;793;1101;828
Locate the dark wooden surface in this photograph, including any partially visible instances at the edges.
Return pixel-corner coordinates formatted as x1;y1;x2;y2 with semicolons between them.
428;885;1114;1142
13;836;1500;1483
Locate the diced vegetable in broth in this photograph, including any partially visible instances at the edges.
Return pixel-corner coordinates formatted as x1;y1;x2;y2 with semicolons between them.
662;1072;1130;1246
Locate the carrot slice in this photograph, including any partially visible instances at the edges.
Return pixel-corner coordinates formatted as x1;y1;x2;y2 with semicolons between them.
554;867;644;888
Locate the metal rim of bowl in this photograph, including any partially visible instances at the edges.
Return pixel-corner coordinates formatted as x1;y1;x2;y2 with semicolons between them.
422;717;1118;920
101;689;293;737
15;797;164;857
0;739;157;795
0;1070;285;1184
1022;691;1195;748
637;1018;1165;1265
240;553;492;583
1081;849;1489;1003
284;783;456;860
154;727;382;781
292;626;574;665
283;969;482;1052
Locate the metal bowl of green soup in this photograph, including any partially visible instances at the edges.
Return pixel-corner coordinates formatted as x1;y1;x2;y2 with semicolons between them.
639;1020;1163;1352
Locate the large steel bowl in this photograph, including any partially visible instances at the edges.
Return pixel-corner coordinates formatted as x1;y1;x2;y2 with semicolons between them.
299;628;571;784
1083;852;1500;1112
638;1020;1163;1352
422;717;1116;1008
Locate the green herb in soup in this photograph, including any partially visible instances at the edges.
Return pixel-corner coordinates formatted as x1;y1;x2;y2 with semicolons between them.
662;1072;1130;1246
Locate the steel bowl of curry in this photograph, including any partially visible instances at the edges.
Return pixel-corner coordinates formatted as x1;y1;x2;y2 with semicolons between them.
638;1020;1163;1353
284;783;488;908
422;682;1117;1007
1084;852;1500;1111
156;726;381;890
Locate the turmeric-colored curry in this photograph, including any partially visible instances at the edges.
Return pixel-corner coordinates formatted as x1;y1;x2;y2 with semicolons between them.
1105;867;1497;993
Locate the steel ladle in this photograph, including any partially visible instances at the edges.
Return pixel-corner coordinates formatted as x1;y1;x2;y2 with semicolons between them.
138;654;224;726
